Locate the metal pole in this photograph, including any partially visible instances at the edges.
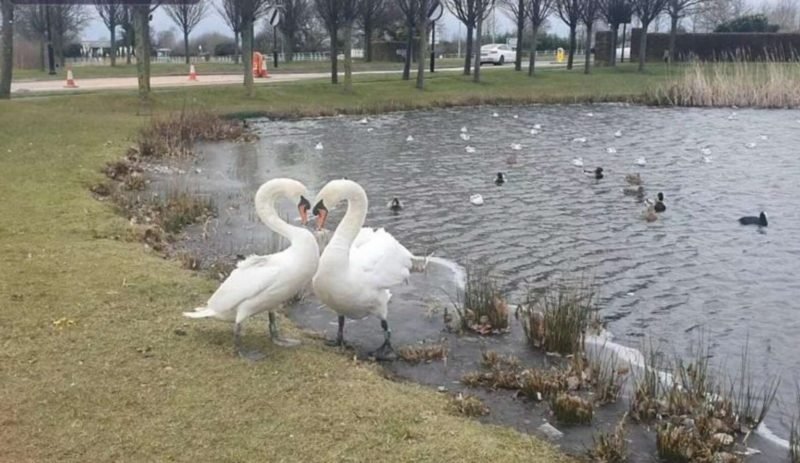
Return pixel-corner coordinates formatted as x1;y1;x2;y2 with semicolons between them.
620;24;626;63
430;20;436;73
273;27;279;68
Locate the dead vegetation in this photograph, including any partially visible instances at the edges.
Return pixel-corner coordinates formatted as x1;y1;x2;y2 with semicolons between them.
551;393;593;425
449;393;490;417
588;414;628;462
629;341;778;462
515;279;597;355
453;266;509;335
137;110;255;158
397;341;448;364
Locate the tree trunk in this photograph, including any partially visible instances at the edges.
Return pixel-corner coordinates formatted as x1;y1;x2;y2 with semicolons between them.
242;17;254;95
234;31;240;64
473;17;482;83
609;24;618;66
584;22;592;74
638;21;648;72
285;35;295;62
416;17;427;90
133;5;150;107
463;23;473;75
567;25;576;70
126;31;132;64
0;0;13;99
364;19;373;62
330;27;338;84
110;22;117;66
343;23;353;92
184;29;190;64
39;37;46;71
620;23;626;63
514;0;524;71
402;19;412;80
528;23;539;76
668;14;678;63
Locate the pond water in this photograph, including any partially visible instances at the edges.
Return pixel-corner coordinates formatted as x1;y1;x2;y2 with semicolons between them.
160;105;800;459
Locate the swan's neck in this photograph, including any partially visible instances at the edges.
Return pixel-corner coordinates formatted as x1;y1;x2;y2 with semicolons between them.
330;185;368;249
255;187;304;244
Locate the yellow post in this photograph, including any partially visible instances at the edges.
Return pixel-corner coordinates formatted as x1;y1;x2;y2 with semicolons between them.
556;48;565;63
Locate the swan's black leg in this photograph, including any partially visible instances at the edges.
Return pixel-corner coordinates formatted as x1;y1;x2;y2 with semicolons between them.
269;311;300;347
234;322;265;361
325;315;346;347
371;319;397;361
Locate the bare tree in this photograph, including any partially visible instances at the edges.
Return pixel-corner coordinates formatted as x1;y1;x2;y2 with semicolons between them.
472;0;494;82
580;0;600;73
278;0;310;62
632;0;669;71
133;4;151;106
398;0;418;80
217;0;243;63
527;0;554;75
96;0;122;66
557;0;581;69
600;0;632;66
500;0;526;70
666;0;702;61
358;0;385;62
1;0;13;99
340;0;358;92
763;0;799;31
17;5;47;71
313;0;343;83
415;0;431;89
165;0;208;64
239;0;269;96
446;0;478;74
51;5;88;67
691;0;743;31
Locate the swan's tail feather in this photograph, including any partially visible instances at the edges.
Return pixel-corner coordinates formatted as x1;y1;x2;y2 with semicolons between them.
183;307;217;319
411;253;433;273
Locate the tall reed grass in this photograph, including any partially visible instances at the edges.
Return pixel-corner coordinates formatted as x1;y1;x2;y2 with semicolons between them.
652;58;800;108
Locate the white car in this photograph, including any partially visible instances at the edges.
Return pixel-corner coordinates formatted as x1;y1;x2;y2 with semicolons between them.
480;44;516;65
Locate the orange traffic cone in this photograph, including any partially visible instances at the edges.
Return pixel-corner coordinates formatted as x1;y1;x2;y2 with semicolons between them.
188;64;198;81
261;59;270;78
64;67;79;88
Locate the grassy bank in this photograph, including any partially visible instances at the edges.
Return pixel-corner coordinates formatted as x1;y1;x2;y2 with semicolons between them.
0;67;670;462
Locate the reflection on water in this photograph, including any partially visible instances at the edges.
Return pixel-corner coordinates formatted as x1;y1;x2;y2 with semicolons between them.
168;105;800;444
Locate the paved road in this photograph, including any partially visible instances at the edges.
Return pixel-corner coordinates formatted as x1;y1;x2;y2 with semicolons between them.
10;62;568;94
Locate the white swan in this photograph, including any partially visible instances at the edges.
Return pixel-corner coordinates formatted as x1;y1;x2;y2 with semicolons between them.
700;148;712;155
406;135;414;142
614;130;622;138
745;142;757;149
465;146;476;153
533;123;542;129
572;137;587;143
572;157;584;167
358;117;368;124
460;126;468;133
183;178;319;359
315;142;324;150
470;194;484;205
530;129;539;135
636;157;647;166
311;180;425;360
460;133;471;141
492;112;499;117
510;143;522;150
606;147;617;154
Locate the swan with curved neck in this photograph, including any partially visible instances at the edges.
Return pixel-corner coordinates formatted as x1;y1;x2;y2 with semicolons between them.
183;178;319;359
311;179;417;361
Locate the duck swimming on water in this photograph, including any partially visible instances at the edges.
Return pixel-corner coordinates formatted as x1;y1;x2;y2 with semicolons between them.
585;167;603;179
654;192;666;212
388;197;403;212
495;172;507;185
739;212;768;227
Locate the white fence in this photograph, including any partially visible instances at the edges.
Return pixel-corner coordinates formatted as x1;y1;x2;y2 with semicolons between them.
65;49;364;66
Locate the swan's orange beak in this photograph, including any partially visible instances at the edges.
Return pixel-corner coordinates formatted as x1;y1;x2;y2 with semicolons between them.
313;200;328;231
298;196;311;225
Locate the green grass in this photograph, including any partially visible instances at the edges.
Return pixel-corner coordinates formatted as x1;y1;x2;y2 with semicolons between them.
0;65;673;462
11;58;469;81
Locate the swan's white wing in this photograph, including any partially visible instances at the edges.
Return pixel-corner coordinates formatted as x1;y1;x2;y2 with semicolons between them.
204;255;282;313
350;228;413;289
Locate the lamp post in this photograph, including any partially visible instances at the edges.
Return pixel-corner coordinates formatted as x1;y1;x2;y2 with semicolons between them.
267;7;282;68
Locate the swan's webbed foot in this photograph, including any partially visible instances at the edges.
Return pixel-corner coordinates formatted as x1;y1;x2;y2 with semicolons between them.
370;319;397;362
269;312;301;348
370;340;397;362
